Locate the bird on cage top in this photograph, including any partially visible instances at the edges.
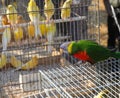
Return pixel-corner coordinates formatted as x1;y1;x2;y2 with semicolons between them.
60;40;120;64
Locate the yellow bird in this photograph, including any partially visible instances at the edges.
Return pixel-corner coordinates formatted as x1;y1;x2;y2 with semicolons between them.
61;0;72;19
0;54;7;69
6;4;18;25
40;23;48;36
28;24;35;39
94;89;109;98
21;56;38;70
44;0;55;21
46;21;56;53
27;0;41;38
10;55;38;70
2;27;11;51
10;55;23;68
13;27;23;42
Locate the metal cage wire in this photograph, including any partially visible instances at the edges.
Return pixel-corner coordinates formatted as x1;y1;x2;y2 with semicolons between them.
25;58;120;98
0;0;118;98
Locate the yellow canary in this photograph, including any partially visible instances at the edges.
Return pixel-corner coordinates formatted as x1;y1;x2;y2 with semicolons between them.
13;27;23;42
39;23;48;36
46;21;56;53
11;55;38;70
61;0;72;19
21;56;38;70
94;89;109;98
27;0;41;38
10;55;23;68
2;27;11;51
28;24;35;38
6;4;18;24
44;0;55;21
0;54;7;69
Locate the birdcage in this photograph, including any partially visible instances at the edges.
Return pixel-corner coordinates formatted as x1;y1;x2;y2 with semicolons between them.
0;0;119;98
22;57;120;98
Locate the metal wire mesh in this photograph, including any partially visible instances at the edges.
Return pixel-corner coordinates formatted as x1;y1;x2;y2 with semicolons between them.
38;58;120;98
0;0;102;97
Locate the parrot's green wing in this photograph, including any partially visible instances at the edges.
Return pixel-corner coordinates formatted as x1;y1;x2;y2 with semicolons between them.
77;40;98;45
86;44;114;63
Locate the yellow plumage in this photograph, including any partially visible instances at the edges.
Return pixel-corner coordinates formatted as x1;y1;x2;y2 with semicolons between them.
61;0;72;19
0;54;7;69
46;22;56;53
27;0;41;38
21;56;38;70
40;23;48;36
10;55;23;68
28;24;35;38
6;4;18;24
94;89;109;98
13;27;23;42
10;56;38;70
44;0;55;20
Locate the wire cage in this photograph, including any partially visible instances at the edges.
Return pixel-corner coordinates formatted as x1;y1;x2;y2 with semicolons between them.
0;0;118;97
23;57;120;98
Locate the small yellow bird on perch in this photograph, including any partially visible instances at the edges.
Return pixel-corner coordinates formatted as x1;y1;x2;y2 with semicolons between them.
10;55;38;70
61;0;72;19
44;0;55;21
27;0;41;38
6;4;18;25
0;54;7;69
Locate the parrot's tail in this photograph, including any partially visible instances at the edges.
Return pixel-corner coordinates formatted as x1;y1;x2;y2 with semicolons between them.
113;52;120;58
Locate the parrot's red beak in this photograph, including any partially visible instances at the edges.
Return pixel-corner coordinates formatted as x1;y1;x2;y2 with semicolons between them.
60;42;71;52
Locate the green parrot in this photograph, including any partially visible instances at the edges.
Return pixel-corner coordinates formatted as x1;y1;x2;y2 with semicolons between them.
60;40;120;64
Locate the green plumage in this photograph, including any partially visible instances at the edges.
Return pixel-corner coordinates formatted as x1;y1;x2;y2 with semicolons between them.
68;40;120;63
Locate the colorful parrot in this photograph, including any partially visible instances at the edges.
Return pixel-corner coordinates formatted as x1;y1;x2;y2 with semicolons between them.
27;0;41;38
61;0;72;19
44;0;55;21
60;40;120;64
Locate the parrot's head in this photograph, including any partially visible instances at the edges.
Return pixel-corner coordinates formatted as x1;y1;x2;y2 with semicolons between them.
60;41;79;55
